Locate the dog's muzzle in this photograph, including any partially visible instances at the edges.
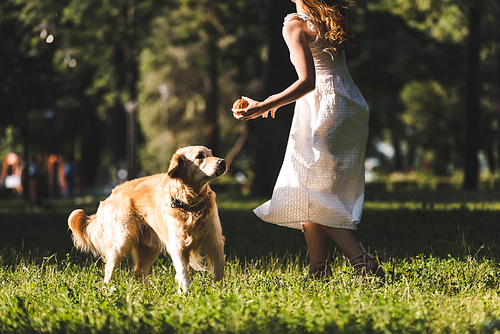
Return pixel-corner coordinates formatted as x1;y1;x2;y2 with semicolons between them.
214;159;227;177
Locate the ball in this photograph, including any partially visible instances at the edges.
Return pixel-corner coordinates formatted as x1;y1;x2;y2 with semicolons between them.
232;98;249;109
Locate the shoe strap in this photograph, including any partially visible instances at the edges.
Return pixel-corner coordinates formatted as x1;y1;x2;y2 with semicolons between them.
309;251;332;275
349;243;375;271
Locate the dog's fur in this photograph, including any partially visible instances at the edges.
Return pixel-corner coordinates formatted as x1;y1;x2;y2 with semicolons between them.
68;146;227;294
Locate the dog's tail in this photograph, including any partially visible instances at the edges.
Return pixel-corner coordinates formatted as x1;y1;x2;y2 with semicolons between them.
68;209;97;255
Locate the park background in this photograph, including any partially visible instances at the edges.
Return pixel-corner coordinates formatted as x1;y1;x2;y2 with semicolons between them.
1;0;500;333
1;0;499;196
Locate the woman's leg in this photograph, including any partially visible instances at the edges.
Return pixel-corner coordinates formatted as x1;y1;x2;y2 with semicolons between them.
302;222;333;278
322;227;362;259
302;222;328;262
302;223;384;279
323;226;385;278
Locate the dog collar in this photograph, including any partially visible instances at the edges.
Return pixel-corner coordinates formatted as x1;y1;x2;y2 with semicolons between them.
170;196;203;210
170;196;205;220
170;197;189;209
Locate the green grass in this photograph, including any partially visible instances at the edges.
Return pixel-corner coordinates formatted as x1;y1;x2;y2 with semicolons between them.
1;190;500;333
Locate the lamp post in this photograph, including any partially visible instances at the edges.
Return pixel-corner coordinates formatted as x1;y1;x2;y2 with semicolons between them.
125;100;138;181
158;83;169;166
158;83;169;127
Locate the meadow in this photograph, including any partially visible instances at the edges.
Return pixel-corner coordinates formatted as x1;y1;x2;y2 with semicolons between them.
0;188;500;333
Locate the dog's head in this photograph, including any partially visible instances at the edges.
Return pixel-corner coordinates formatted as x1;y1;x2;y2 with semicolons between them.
167;146;227;189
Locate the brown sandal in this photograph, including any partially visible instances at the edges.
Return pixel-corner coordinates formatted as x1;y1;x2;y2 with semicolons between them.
349;243;385;281
304;253;332;281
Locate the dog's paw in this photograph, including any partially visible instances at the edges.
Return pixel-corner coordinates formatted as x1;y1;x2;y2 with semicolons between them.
102;284;117;296
177;286;189;296
176;278;190;296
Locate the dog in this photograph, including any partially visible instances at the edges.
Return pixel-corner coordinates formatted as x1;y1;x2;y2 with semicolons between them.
68;146;227;294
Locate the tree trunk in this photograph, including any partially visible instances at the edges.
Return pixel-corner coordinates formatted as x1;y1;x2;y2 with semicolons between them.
125;101;138;181
391;134;403;171
463;4;482;190
406;141;416;172
204;34;220;155
79;111;101;188
495;1;500;172
251;0;296;197
486;144;496;174
21;112;30;202
121;0;139;181
434;147;449;176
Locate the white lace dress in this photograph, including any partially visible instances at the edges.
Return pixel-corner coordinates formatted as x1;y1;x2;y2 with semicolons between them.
254;13;369;230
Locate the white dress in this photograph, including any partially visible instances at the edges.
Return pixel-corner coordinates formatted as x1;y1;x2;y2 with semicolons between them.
254;13;369;231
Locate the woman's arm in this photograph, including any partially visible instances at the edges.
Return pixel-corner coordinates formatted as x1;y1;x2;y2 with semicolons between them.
233;19;316;121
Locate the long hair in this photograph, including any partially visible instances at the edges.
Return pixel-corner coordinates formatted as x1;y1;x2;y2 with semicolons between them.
300;0;355;54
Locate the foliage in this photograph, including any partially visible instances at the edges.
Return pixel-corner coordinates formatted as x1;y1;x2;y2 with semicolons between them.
137;0;269;173
374;0;468;42
0;0;62;156
0;0;499;189
350;0;499;177
1;190;500;332
0;127;23;160
399;80;463;174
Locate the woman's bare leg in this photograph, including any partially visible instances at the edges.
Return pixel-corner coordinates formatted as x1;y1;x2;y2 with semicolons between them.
322;226;362;260
303;224;362;260
302;222;328;262
323;226;384;278
302;224;383;279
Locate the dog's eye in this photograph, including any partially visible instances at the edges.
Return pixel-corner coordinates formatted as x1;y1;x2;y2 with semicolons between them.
196;152;205;160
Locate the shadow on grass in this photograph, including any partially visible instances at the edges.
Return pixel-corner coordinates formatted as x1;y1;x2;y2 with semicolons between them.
0;189;499;266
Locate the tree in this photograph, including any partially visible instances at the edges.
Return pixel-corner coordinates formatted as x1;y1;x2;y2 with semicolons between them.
354;0;499;184
137;0;270;174
0;1;63;169
463;3;483;189
496;1;500;171
400;80;463;174
348;3;464;174
249;0;296;197
3;0;499;196
54;0;165;184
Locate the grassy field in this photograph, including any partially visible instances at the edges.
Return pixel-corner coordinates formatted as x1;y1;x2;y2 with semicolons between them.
0;189;500;333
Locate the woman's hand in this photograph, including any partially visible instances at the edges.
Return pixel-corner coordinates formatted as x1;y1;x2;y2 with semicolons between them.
233;17;316;122
232;96;276;121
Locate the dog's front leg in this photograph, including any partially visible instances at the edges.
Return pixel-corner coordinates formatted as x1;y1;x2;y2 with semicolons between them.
210;241;225;284
170;249;191;295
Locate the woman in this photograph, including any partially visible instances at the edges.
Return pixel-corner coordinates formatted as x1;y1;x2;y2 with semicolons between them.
233;0;384;280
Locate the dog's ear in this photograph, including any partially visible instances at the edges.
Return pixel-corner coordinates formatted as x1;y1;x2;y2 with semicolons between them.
167;153;186;179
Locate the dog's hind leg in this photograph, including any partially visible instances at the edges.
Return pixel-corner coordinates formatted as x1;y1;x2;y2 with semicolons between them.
103;256;120;284
132;243;161;285
103;246;129;284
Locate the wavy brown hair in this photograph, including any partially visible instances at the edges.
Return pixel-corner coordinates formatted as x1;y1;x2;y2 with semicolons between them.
299;0;355;54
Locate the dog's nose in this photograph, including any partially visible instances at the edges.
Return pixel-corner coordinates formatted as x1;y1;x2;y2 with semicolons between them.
218;159;227;170
215;159;227;177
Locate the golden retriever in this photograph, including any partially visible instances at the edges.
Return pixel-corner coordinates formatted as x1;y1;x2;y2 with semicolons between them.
68;146;227;294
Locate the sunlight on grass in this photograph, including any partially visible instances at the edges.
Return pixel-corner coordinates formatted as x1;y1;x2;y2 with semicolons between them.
1;252;499;333
1;190;500;333
364;201;500;211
